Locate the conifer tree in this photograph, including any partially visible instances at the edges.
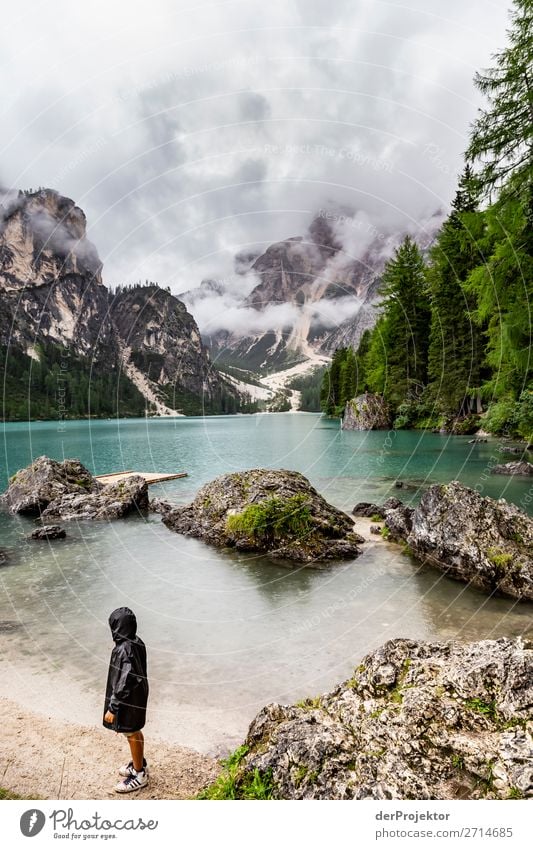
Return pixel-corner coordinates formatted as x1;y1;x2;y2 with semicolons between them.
427;167;486;416
465;0;533;407
320;347;348;415
466;0;533;195
377;236;430;407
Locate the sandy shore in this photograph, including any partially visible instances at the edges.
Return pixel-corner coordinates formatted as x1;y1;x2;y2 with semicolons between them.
0;697;220;800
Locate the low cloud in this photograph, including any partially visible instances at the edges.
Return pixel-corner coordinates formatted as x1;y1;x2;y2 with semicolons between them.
189;291;363;337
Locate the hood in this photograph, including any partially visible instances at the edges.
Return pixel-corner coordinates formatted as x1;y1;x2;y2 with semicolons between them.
109;607;137;642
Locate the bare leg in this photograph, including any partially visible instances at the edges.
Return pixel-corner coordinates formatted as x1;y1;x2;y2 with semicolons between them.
127;731;144;771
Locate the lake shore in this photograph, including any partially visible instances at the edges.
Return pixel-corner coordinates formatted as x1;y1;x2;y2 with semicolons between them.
0;695;219;800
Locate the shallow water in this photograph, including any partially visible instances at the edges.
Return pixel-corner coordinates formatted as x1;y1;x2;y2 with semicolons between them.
1;414;532;752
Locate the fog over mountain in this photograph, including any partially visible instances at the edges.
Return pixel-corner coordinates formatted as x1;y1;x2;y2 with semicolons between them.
1;1;508;299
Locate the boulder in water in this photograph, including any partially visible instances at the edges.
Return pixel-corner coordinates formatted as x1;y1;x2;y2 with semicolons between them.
384;502;414;541
42;475;148;520
1;456;98;515
352;502;384;518
342;393;391;431
491;461;533;476
386;481;533;601
353;497;403;520
163;468;363;563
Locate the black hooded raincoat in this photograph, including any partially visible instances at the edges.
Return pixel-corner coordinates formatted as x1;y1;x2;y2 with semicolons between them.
103;607;149;733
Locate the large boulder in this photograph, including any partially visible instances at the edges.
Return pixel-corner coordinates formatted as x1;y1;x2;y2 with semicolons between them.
492;461;533;476
42;475;148;520
1;456;98;515
386;481;533;601
162;469;363;563
221;637;533;800
1;457;149;521
342;393;391;431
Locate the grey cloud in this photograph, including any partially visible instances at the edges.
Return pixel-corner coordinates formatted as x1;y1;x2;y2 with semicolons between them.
239;91;271;122
0;0;510;293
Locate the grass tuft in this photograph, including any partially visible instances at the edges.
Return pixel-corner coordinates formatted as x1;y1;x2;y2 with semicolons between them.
197;746;275;800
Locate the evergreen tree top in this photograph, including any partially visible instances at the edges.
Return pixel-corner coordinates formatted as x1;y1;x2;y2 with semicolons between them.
466;0;533;195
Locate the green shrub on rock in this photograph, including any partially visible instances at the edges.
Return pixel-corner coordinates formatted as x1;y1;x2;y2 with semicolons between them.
226;494;312;545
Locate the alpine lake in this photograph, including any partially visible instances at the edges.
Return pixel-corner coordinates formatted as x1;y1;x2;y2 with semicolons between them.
1;413;532;753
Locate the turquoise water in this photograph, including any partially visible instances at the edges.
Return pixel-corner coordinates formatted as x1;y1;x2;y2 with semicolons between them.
2;413;533;509
1;414;532;752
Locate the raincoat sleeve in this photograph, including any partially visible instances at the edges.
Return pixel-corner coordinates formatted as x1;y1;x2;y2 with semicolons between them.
108;658;133;714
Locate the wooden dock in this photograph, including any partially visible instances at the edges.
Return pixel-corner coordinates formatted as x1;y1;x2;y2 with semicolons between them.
95;470;188;486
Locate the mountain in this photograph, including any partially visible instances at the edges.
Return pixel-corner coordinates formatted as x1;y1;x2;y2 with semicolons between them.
110;283;237;415
0;188;242;420
319;272;382;354
189;213;442;375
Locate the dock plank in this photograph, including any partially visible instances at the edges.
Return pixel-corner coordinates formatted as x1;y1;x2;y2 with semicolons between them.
95;471;188;486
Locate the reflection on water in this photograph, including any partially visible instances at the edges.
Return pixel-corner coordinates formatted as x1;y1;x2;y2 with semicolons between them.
1;415;532;751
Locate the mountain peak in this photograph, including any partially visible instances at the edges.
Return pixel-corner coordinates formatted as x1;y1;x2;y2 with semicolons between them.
0;187;102;290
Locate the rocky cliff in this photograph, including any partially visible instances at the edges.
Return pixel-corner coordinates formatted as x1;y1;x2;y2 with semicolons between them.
2;455;148;519
0;188;241;418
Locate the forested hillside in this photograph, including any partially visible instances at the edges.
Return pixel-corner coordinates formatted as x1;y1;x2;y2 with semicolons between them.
322;0;533;441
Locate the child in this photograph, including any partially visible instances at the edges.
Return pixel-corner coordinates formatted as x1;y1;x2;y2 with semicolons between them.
103;606;150;793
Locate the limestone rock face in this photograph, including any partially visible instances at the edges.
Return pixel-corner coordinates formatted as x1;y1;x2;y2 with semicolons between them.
492;461;533;476
386;482;533;601
342;393;391;431
236;637;533;800
0;188;102;291
2;456;99;515
42;475;148;520
163;468;363;563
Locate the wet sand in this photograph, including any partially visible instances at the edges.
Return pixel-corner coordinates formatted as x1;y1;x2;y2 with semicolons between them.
0;696;219;800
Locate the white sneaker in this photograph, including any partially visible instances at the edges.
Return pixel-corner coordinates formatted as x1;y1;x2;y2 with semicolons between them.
115;768;149;793
119;758;149;777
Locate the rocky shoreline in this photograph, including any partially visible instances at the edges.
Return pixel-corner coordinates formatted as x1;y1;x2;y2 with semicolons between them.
210;636;533;800
3;457;533;591
2;456;533;800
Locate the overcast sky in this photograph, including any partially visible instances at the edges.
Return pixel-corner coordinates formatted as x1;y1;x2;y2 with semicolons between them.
0;0;511;293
